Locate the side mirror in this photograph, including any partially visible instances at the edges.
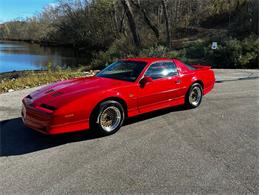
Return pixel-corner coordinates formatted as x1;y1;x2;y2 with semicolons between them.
140;76;152;87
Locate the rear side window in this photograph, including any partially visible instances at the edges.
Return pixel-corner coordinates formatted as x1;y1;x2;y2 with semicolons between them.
185;64;196;70
145;62;178;80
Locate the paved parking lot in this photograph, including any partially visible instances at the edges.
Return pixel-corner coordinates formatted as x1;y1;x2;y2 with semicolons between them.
0;69;258;194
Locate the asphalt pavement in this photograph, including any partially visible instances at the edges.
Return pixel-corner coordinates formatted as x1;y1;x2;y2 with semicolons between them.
0;69;258;194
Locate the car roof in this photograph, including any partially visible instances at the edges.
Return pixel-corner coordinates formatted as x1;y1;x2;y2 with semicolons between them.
121;58;174;63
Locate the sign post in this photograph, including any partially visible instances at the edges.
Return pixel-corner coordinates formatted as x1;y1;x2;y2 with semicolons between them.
211;42;218;50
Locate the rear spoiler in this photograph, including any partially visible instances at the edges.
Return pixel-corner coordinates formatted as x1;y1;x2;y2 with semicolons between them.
192;64;211;70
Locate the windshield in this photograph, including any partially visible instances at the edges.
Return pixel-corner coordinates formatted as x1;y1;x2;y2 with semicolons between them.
96;61;147;82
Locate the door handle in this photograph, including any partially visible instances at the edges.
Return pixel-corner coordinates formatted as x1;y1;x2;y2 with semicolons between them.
175;79;181;84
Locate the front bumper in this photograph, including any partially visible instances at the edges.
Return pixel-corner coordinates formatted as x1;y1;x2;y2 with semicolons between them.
22;100;52;134
21;99;90;135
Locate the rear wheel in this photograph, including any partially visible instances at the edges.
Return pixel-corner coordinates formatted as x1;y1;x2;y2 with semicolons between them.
185;83;203;108
91;100;125;135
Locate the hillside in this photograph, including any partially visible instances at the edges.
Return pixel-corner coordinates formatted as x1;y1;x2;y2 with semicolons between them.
0;0;258;68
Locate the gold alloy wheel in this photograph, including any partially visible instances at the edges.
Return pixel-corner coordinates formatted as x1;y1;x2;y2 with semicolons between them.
100;106;122;132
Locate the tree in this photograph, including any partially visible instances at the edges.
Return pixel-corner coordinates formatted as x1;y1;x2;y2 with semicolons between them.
161;0;171;48
130;0;160;40
120;0;141;47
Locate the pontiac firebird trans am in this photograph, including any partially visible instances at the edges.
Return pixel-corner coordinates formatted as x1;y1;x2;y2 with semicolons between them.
22;58;215;135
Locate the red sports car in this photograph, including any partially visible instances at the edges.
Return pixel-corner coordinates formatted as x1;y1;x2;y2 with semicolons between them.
22;58;215;135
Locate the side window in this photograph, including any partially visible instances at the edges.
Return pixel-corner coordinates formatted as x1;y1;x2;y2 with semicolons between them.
145;62;178;80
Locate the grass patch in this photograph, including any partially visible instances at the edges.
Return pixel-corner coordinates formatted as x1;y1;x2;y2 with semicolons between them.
0;69;87;93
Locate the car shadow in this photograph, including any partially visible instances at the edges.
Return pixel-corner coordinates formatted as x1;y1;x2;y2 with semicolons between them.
0;118;103;156
0;105;186;156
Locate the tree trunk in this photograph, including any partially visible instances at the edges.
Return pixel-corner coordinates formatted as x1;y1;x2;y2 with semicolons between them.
162;0;171;48
111;4;119;36
119;10;126;33
120;0;141;47
130;0;160;40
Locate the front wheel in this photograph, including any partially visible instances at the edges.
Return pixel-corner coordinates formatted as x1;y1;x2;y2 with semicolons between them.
185;83;203;108
91;100;125;135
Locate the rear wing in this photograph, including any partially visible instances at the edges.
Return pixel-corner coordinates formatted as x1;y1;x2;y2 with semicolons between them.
192;64;211;70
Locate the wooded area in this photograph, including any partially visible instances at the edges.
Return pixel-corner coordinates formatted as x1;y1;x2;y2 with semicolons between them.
0;0;258;68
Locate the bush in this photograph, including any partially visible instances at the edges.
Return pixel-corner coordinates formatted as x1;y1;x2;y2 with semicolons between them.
206;35;258;68
185;40;209;59
236;35;258;68
176;35;259;68
90;35;258;69
91;37;136;69
166;50;188;62
138;45;168;57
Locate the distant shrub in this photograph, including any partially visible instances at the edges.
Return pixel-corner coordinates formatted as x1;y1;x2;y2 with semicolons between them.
166;50;188;62
47;62;52;72
54;64;63;72
91;35;258;69
176;35;259;68
185;40;208;59
234;35;258;68
91;51;112;69
138;45;168;57
91;37;136;69
206;35;258;68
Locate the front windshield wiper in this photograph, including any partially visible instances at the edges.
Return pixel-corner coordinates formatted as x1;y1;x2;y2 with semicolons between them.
98;75;133;82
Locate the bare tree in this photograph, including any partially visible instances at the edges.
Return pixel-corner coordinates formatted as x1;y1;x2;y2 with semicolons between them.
120;0;141;47
162;0;171;47
130;0;160;40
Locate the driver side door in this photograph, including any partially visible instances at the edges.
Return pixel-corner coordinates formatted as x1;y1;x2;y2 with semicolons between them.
137;61;182;113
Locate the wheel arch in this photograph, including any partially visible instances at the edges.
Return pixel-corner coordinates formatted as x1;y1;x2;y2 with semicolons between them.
185;79;204;108
193;80;204;89
186;79;204;97
90;96;128;122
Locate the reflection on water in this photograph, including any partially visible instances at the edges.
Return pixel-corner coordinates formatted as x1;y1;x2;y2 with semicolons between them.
0;41;89;73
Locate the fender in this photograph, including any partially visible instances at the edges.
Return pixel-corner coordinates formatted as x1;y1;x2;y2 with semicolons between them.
191;75;199;83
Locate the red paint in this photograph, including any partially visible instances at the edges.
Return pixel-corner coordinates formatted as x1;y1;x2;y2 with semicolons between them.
22;58;215;134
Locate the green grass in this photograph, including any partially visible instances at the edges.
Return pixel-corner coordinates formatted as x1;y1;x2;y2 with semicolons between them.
0;70;86;93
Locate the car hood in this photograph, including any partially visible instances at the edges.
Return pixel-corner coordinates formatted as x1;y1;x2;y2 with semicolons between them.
28;76;127;108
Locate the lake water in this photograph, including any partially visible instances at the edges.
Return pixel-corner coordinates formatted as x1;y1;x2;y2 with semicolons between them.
0;41;88;73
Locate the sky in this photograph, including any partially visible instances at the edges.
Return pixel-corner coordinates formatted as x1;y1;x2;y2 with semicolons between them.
0;0;56;23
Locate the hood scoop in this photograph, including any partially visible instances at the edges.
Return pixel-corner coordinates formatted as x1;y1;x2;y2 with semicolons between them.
44;89;63;97
45;89;54;94
51;91;63;97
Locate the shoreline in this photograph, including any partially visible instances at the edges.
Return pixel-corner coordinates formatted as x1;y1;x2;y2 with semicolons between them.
0;69;99;94
0;39;75;48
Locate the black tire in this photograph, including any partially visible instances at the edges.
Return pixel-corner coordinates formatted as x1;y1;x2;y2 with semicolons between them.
90;100;125;135
185;83;203;108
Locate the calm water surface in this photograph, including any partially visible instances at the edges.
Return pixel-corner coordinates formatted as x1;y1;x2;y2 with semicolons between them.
0;41;88;73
